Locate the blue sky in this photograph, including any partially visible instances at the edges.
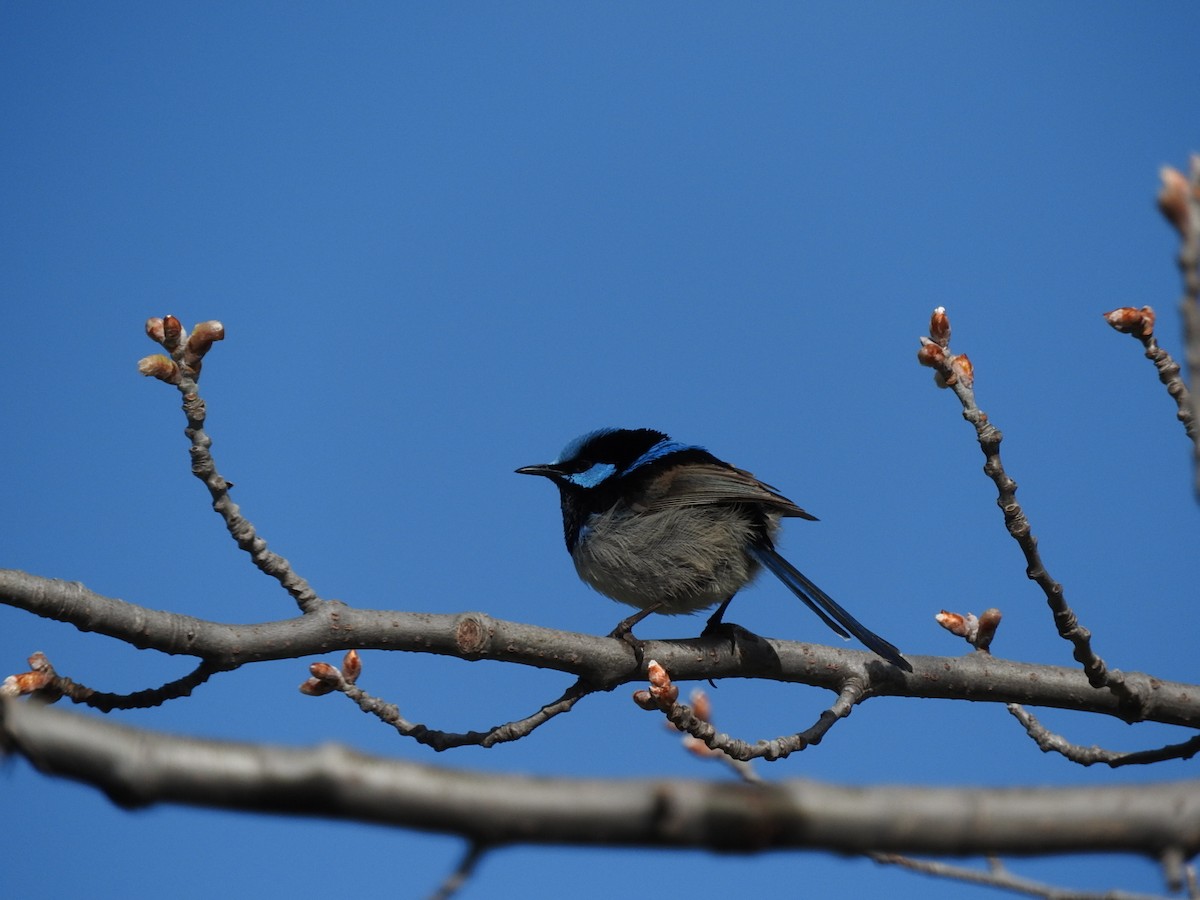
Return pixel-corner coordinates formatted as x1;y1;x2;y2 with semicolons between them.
3;4;1198;898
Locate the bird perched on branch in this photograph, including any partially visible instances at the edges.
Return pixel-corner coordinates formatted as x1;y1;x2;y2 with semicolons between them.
517;427;912;672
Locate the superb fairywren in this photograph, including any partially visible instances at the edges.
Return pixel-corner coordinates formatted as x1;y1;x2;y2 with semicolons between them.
517;428;912;672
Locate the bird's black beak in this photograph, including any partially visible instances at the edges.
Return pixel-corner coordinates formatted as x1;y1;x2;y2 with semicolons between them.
515;463;562;479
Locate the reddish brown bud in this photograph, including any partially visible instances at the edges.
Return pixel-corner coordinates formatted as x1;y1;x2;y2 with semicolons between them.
301;660;342;695
161;315;184;350
145;317;166;344
975;607;1002;652
646;659;669;687
1158;166;1191;237
342;649;362;684
299;678;335;696
1140;307;1157;335
308;661;340;684
917;337;945;368
137;354;180;384
632;689;657;710
1103;307;1140;331
183;320;225;369
690;689;712;723
1;669;56;697
645;659;678;704
1103;306;1155;337
950;353;974;389
935;610;970;637
1;652;57;697
929;307;951;347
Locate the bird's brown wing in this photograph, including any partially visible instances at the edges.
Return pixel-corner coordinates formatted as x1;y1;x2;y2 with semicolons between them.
640;461;817;520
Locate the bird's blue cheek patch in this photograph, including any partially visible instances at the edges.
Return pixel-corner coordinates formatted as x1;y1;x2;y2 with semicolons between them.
567;462;617;488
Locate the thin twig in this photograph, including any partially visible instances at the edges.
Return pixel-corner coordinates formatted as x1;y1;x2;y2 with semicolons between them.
56;660;227;712
2;653;228;711
314;669;599;750
174;373;324;614
1178;158;1200;501
918;310;1142;716
427;842;488;900
870;852;1170;900
142;317;325;614
1008;704;1200;767
1104;306;1195;442
637;662;868;762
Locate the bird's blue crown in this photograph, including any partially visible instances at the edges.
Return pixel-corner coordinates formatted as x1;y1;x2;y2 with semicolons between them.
556;428;705;489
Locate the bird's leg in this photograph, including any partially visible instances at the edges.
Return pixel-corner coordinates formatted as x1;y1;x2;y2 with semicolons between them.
704;596;735;631
702;594;753;656
608;602;663;670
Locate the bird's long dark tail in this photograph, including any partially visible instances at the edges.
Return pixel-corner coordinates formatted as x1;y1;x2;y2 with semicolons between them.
748;542;913;672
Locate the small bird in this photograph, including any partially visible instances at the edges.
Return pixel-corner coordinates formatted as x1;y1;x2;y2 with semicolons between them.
517;427;912;672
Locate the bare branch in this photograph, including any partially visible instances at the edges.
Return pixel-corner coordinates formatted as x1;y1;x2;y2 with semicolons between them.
428;842;488;900
1157;159;1200;500
918;309;1140;712
309;664;598;750
870;853;1170;900
5;568;1200;730
669;688;764;783
634;659;865;761
5;699;1200;858
1103;306;1194;445
142;316;324;614
3;652;226;712
1008;704;1200;768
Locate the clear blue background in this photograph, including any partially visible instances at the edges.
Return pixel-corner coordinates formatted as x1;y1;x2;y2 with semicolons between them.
3;3;1198;898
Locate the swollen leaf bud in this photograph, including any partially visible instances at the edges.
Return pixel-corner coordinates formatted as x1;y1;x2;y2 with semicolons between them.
935;610;970;637
183;320;225;369
929;307;951;347
1157;166;1191;237
309;661;340;684
342;649;362;684
1103;306;1155;337
137;354;180;384
1;652;57;697
976;607;1003;652
950;353;974;389
162;315;184;350
299;678;335;696
632;689;657;710
917;337;945;368
646;659;678;704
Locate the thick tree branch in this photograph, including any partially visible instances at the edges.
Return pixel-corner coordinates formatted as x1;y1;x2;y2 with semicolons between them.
4;699;1199;858
5;567;1200;729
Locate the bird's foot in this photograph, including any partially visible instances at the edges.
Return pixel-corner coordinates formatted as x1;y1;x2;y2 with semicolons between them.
608;605;662;670
701;615;757;648
700;618;759;688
